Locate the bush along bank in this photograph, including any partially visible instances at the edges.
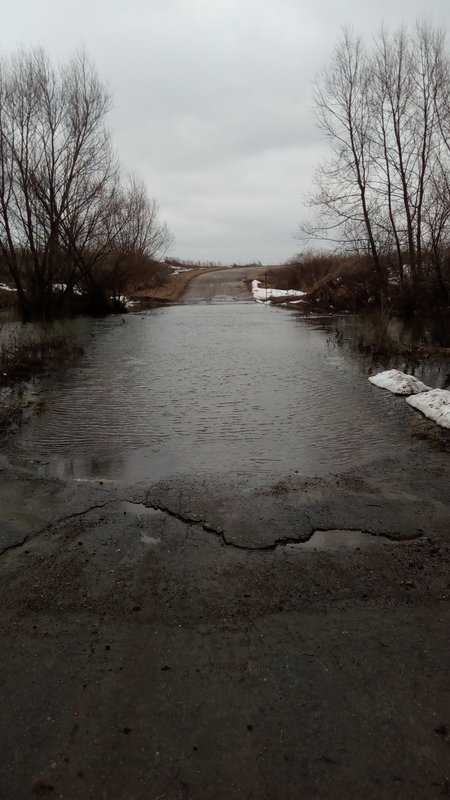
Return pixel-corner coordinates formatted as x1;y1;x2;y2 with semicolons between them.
0;327;83;438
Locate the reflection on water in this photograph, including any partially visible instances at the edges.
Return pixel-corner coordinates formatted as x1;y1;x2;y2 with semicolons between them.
114;500;164;519
285;529;405;551
306;313;450;390
4;305;445;483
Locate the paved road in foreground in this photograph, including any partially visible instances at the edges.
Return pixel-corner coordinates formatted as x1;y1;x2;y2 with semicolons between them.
0;269;449;799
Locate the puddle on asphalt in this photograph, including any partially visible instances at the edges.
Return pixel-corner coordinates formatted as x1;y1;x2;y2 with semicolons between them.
286;529;403;552
115;501;165;519
114;501;165;547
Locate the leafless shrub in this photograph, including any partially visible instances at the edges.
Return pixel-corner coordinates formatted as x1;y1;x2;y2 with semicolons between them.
0;48;172;320
0;327;82;386
305;22;450;308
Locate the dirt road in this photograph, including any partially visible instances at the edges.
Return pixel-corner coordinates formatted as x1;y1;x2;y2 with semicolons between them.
0;269;449;799
181;265;258;303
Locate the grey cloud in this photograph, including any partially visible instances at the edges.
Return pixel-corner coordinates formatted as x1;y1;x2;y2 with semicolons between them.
1;0;449;261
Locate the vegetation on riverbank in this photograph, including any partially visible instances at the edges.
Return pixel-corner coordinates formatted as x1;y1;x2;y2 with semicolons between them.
0;331;82;389
265;248;450;318
0;48;172;322
266;252;404;314
258;251;450;362
302;23;450;311
0;326;83;438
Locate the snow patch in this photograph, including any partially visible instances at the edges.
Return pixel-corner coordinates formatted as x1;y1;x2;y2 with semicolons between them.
0;282;16;292
406;389;450;429
368;370;431;395
251;280;305;302
53;283;83;295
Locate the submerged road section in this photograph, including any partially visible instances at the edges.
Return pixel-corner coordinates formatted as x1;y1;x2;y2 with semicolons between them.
0;267;449;799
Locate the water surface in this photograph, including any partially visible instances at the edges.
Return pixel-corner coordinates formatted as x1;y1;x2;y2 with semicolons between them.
5;303;441;483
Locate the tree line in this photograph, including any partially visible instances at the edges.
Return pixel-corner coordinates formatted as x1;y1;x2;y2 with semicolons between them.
0;48;172;320
307;22;450;309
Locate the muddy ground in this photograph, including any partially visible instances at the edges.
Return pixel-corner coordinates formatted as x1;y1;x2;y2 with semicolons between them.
0;267;449;799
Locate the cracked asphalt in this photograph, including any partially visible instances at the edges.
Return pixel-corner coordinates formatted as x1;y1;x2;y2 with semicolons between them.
1;268;450;799
1;435;450;800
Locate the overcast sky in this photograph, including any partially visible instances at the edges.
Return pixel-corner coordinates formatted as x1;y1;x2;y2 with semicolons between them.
1;0;450;263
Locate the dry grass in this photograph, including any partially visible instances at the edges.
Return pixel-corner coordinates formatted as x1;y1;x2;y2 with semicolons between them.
0;331;82;387
264;255;377;314
268;254;339;293
0;329;83;438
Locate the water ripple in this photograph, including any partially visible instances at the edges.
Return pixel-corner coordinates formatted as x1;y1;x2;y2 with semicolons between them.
7;304;419;481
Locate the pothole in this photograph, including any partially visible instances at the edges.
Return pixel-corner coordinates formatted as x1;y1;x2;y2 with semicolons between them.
115;501;166;520
114;501;166;547
285;529;406;552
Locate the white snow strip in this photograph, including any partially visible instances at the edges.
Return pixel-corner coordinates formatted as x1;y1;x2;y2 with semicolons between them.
251;279;305;302
406;389;450;429
368;369;431;395
52;283;83;295
0;282;16;292
171;267;194;275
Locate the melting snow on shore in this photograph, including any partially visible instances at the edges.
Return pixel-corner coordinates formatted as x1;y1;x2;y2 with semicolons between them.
406;389;450;429
368;370;431;395
369;370;450;429
251;280;305;303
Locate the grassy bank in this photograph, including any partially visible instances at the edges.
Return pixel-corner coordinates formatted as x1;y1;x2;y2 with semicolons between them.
258;254;450;360
1;333;82;387
265;251;450;317
0;327;83;438
263;254;376;314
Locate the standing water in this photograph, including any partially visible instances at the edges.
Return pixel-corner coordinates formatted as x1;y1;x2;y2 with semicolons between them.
4;293;442;484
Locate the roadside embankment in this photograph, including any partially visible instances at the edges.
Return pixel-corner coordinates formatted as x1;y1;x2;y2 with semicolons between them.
130;267;225;304
250;262;450;363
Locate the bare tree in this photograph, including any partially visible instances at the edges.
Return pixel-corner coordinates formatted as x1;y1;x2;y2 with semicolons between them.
0;47;172;319
103;177;173;304
308;30;386;298
306;22;450;307
60;174;173;311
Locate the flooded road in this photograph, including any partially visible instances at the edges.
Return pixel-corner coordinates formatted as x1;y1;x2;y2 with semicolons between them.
4;268;436;484
2;268;450;800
